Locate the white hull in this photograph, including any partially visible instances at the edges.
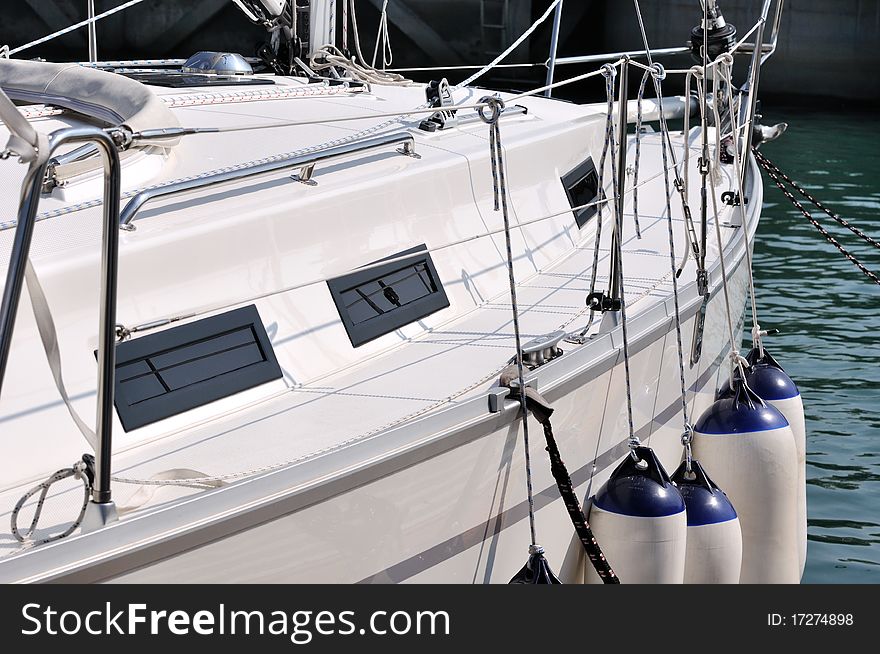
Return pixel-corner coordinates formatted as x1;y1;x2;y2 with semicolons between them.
0;48;770;583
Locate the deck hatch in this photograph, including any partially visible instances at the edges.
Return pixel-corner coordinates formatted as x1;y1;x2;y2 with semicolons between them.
327;245;450;347
562;157;600;228
109;305;282;431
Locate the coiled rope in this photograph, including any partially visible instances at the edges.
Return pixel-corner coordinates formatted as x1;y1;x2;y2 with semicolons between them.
10;457;92;547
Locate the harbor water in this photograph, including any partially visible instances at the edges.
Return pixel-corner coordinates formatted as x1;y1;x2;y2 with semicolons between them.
758;103;879;583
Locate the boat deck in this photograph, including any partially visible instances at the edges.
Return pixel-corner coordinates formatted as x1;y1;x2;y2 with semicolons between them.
0;127;739;557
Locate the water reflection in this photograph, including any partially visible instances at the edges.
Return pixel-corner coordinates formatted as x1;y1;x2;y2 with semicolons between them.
757;104;880;583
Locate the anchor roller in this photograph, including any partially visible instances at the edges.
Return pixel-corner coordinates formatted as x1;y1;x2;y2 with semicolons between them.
586;446;687;584
671;460;742;584
694;376;799;583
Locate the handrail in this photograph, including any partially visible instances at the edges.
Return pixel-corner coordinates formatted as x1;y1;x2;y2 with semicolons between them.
119;131;419;230
0;126;122;514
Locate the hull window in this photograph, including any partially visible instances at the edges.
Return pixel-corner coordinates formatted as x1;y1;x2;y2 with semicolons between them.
562;158;599;228
327;245;450;347
109;305;282;431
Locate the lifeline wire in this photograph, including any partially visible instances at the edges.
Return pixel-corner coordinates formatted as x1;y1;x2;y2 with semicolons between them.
9;0;149;56
481;95;537;547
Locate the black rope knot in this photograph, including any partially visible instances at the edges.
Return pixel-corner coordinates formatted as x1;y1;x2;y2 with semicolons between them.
477;95;505;125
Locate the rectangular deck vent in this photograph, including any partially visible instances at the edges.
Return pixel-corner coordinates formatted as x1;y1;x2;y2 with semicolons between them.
110;305;282;431
327;245;450;348
562;157;600;228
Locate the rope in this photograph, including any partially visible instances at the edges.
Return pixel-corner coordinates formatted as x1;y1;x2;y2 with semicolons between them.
653;65;694;469
11;458;91;547
8;0;149;56
574;64;617;339
539;418;619;582
632;66;652;240
721;58;766;354
754;149;880;252
632;0;702;280
371;0;393;70
755;150;880;286
480;95;537;547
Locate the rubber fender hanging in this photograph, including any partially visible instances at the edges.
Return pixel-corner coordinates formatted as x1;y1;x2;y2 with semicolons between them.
585;446;687;584
671;460;743;584
694;375;799;583
717;349;807;579
509;545;562;584
745;347;807;578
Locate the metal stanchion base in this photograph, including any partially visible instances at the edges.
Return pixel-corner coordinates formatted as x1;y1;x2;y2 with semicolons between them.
81;500;118;534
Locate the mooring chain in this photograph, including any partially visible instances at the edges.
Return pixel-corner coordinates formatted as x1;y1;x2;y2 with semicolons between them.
755;150;880;286
480;95;538;547
754;149;880;252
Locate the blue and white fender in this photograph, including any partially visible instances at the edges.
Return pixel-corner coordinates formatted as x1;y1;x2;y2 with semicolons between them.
696;377;799;583
745;347;807;577
671;460;742;584
586;446;686;584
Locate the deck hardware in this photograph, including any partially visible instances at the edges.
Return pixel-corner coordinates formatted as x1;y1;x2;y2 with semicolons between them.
120;132;418;228
511;330;566;370
586;291;621;314
419;79;458;131
721;190;747;206
291;163;318;185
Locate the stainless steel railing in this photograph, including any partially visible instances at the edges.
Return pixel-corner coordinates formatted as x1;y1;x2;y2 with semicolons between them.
0;126;122;510
119;131;419;230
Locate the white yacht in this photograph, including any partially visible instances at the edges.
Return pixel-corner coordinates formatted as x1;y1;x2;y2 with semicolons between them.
0;0;802;584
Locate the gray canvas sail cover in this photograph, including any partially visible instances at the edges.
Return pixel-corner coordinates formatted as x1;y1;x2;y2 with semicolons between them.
0;59;180;138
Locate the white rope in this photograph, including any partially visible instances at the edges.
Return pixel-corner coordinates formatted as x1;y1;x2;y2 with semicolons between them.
315;0;411;86
455;0;563;90
10;460;91;547
721;57;764;356
8;0;149;56
371;0;393;70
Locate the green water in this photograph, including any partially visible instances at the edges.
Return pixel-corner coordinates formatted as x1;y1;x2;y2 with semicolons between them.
757;104;880;583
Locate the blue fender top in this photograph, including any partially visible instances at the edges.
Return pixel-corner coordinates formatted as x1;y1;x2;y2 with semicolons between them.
746;363;800;401
671;461;737;525
695;396;790;435
593;448;685;517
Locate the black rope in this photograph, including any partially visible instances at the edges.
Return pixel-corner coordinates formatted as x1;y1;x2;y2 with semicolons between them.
755;149;880;252
539;418;620;583
755;149;880;286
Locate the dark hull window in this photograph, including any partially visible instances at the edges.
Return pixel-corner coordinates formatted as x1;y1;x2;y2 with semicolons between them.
109;305;282;431
327;245;450;347
562;157;600;228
